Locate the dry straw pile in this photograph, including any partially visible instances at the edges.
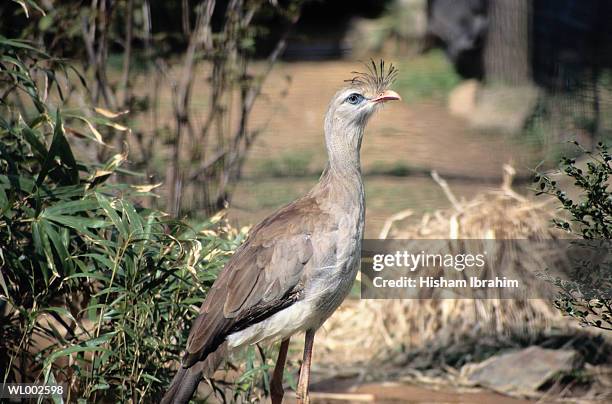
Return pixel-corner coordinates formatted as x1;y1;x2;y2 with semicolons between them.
316;166;577;366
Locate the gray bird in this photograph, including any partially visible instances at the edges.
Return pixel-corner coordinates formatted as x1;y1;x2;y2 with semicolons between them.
162;61;400;404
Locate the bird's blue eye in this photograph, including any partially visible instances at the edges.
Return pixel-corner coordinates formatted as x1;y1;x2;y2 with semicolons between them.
346;93;364;105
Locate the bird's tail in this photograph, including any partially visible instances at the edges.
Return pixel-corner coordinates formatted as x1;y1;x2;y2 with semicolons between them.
160;343;227;404
160;365;202;404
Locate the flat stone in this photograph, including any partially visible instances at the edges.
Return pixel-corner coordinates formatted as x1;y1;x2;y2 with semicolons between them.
468;84;540;134
462;346;581;395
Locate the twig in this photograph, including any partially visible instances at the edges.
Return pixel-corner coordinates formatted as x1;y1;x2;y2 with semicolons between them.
431;170;462;212
378;209;413;239
119;0;134;108
168;0;216;215
501;163;528;202
219;3;302;204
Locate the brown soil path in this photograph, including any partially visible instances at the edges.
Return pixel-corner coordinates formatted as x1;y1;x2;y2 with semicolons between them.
281;377;534;404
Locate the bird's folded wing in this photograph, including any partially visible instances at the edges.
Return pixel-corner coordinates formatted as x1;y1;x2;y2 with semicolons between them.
182;196;329;367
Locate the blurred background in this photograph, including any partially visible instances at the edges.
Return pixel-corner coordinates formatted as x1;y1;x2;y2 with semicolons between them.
1;0;611;402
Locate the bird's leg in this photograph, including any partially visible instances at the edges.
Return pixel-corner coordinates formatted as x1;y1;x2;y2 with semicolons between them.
296;329;315;404
270;338;290;404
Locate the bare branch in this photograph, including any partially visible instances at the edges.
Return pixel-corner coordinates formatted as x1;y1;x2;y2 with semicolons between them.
119;0;134;108
168;0;216;215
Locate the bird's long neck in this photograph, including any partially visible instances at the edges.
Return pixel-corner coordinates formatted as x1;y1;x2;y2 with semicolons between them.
316;119;366;209
323;114;365;179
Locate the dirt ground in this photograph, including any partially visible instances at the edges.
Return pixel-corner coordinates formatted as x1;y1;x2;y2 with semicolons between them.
306;380;534;404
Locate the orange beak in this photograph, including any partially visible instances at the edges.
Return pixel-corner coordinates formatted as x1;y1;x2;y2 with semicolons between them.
372;89;402;103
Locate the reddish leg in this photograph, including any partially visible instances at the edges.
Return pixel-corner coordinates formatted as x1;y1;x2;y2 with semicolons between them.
296;329;315;404
271;338;290;404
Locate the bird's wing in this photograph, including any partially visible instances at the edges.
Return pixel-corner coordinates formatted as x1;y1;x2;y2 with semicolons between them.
182;195;330;367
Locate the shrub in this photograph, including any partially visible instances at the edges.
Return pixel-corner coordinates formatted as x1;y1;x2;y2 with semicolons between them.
0;34;245;402
535;142;612;331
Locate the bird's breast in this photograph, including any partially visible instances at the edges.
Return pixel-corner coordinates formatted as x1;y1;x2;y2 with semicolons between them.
302;207;364;326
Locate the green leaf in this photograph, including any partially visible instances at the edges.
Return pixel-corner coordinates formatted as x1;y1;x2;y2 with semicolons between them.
43;198;99;216
40;220;73;275
90;383;110;393
0;36;48;55
63;114;108;145
64;272;111;282
95;193;128;236
43;372;65;404
39;184;86;200
44;344;109;373
0;186;8;212
44;214;107;231
140;374;162;383
0;270;9;299
38;14;53;31
22;126;48;158
32;220;51;285
37;110;78;186
41;306;77;324
11;0;46;18
0;175;35;193
87;296;99;323
122;200;144;237
79;253;115;271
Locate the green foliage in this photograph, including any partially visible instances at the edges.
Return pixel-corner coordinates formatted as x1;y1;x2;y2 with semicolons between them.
395;50;461;103
0;34;247;401
535;142;612;331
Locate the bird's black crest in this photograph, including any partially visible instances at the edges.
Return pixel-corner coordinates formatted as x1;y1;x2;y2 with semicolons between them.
345;59;398;94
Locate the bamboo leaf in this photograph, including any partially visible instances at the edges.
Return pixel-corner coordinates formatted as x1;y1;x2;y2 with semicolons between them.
0;36;49;55
40;220;72;275
43;335;113;374
0;270;9;299
12;0;30;18
102;152;127;172
104;122;129;132
94;107;129;119
22;126;48;158
11;0;46;18
32;220;51;285
0;186;8;212
65;115;107;145
65;272;111;282
122;200;144;238
37;110;78;186
43;198;99;216
44;214;107;230
95;193;127;236
43;372;64;404
131;182;163;193
79;253;114;270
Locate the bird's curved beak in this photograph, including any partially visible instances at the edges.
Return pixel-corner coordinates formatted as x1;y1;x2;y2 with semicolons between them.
372;90;402;103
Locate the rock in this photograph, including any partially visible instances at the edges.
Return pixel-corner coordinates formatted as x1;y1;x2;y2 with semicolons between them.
461;346;582;395
448;79;479;118
447;81;540;134
469;84;540;134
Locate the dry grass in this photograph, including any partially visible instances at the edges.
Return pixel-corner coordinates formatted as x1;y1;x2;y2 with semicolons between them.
315;165;578;367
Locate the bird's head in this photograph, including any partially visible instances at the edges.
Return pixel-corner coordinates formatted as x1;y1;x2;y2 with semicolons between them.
324;60;401;169
331;60;401;123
